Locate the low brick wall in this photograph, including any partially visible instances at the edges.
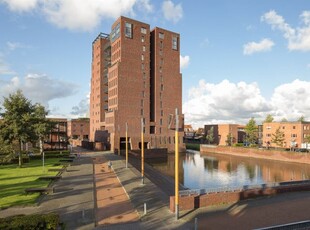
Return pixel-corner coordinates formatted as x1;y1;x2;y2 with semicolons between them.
200;145;310;164
170;183;310;213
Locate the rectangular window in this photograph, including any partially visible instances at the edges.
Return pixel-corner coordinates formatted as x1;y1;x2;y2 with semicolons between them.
172;36;178;50
142;46;146;52
141;63;144;70
125;22;132;38
141;109;143;116
141;36;145;42
160;118;163;125
141;27;147;34
293;126;296;129
143;72;146;79
160;41;163;49
141;54;144;61
291;134;297;137
159;32;164;39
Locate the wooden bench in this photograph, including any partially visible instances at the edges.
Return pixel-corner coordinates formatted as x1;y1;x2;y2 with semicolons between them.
38;176;62;180
25;187;53;194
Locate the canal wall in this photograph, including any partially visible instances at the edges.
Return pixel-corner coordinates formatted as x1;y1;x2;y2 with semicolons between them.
200;145;310;164
170;181;310;213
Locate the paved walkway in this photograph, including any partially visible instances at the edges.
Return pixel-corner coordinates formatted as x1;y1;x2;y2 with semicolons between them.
93;156;139;226
1;147;309;230
0;154;95;229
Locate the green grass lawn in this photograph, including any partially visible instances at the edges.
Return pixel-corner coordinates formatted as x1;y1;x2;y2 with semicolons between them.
0;158;64;209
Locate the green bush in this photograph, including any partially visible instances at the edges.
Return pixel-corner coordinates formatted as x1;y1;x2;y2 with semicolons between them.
185;143;200;151
233;143;244;147
0;213;60;230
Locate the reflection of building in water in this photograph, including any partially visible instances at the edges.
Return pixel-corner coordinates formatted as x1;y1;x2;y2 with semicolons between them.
203;157;218;171
208;152;310;182
261;164;309;182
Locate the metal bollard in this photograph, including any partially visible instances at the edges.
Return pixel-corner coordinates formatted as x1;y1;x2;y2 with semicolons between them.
144;203;147;215
194;217;198;230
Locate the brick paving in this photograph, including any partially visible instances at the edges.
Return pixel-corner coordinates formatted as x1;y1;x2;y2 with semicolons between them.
1;147;309;230
93;156;139;226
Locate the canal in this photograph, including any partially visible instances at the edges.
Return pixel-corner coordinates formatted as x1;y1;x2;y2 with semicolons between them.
149;150;310;190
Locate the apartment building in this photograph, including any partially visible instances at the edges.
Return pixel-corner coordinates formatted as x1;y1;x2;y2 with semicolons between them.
44;118;68;150
67;118;90;147
204;124;246;145
262;121;310;149
90;16;184;152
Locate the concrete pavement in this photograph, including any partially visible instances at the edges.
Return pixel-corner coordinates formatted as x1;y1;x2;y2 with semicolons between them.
1;147;309;229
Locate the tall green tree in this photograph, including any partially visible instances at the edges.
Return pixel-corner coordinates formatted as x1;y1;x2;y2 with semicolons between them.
297;115;305;122
33;103;50;155
244;117;258;145
205;126;214;144
0;90;36;167
281;118;288;122
263;114;274;123
225;133;233;146
271;127;285;148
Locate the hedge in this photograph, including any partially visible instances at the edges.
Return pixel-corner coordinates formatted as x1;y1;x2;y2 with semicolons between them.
0;213;61;230
185;143;200;151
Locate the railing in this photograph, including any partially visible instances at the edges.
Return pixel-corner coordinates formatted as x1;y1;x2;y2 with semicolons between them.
254;220;310;230
179;180;310;196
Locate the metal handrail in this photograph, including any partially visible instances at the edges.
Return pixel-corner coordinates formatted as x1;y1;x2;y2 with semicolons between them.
179;180;310;196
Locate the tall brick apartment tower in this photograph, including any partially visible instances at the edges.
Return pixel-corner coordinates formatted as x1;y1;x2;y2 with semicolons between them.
90;16;184;152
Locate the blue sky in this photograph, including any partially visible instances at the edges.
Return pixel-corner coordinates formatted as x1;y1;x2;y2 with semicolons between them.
0;0;309;128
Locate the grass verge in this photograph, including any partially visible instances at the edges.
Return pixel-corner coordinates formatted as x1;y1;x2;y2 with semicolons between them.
0;158;63;209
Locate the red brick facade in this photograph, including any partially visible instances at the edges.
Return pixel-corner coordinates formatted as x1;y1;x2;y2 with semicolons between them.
90;16;184;152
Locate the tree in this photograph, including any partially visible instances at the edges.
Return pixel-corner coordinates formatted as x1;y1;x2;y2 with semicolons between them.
0;90;36;167
271;127;285;148
244;117;258;145
205;126;214;144
263;114;274;123
297;115;305;122
305;134;310;150
33;104;50;155
281;118;288;122
225;133;233;146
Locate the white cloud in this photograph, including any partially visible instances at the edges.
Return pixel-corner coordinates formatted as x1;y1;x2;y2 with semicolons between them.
261;10;310;51
270;79;310;121
0;57;15;75
243;38;274;55
7;42;22;50
180;55;190;69
1;0;154;31
162;0;183;23
71;93;90;117
183;79;310;128
0;74;78;108
0;0;39;12
183;80;270;128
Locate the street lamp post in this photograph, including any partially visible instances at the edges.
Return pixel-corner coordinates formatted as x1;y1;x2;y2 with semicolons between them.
126;122;128;169
175;108;179;220
141;118;144;184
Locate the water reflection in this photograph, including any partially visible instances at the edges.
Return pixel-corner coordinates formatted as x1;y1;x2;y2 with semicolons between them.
149;150;310;189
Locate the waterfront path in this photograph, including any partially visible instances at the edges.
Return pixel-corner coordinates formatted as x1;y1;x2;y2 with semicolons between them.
0;147;309;229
